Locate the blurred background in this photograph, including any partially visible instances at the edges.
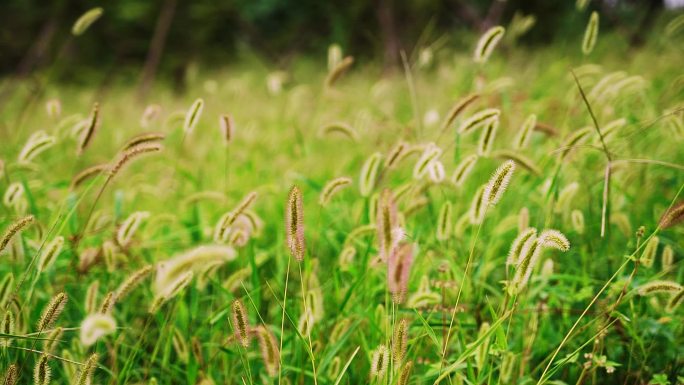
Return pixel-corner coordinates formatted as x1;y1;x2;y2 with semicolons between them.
0;0;681;93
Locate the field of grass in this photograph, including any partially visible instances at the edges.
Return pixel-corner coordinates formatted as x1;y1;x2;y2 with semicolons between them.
1;15;684;385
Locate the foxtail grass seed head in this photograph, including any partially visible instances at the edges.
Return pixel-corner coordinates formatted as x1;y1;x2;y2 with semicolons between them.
220;191;258;231
588;71;626;101
172;327;189;363
298;308;315;336
219;114;234;145
286;185;305;261
667;289;684;312
116;265;153;300
518;207;530;232
140;104;162;127
328;43;342;70
388;243;414;304
33;354;51;385
231;299;251;348
640;236;659;268
0;215;34;253
359;152;382;197
338;245;356;270
539;229;570;252
442;93;480;130
541;258;556;280
155;245;235;297
319;177;352;205
1;310;14;347
451;154;478;187
122;132;165;151
658;201;684;229
377;189;399;262
75;353;99;385
475;322;491;368
99;291;116;314
72;7;103;35
491;150;541;176
469;185;487;225
191;337;204;367
458;108;500;134
0;274;15;310
560;127;592;159
3;183;24;208
344;224;377;245
571;210;585;234
510;237;542;294
368;193;380;238
3;364;18;385
582;12;599;55
397;361;414;385
320;122;359;141
183;98;204;135
436;201;453;241
151;271;193;312
385;141;409;169
37;292;67;331
555;182;579;213
78;102;100;155
370;345;389;380
637;280;682;296
427;160;446;183
507;228;537;266
328;356;341;380
610;211;633;237
576;0;590;10
413;143;442;179
484;160;515;207
148;297;167;314
37;236;64;272
325;56;354;88
478;118;498;155
71;163;108;188
85;280;99;314
116;211;150;247
109;143;162;179
474;26;505;63
600;117;627;140
515;114;537;149
42;326;62;354
102;241;117;273
392;318;409;366
45;99;61;118
665;12;684;36
80;313;116;346
661;245;674;271
256;326;280;377
18;133;56;164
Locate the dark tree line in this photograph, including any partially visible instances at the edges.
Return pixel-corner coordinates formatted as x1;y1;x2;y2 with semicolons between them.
0;0;668;88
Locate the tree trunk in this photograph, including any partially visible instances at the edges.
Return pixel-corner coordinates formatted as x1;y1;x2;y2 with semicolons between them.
137;0;178;101
482;0;508;31
377;0;401;71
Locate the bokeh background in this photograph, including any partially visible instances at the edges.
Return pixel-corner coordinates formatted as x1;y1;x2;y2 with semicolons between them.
1;0;681;88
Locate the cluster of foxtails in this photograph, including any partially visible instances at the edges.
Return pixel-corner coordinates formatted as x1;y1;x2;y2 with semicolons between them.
1;6;684;385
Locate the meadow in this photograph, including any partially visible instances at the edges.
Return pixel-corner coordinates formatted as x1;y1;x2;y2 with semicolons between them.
1;9;684;385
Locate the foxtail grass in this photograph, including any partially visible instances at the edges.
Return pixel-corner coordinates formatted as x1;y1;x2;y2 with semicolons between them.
582;12;599;55
474;26;505;63
72;7;103;35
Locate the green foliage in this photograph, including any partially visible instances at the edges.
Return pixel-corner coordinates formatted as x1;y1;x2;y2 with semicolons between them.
0;13;683;385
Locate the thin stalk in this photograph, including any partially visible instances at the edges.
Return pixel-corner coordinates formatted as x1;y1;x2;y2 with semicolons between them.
438;207;487;374
298;263;319;385
278;254;292;385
